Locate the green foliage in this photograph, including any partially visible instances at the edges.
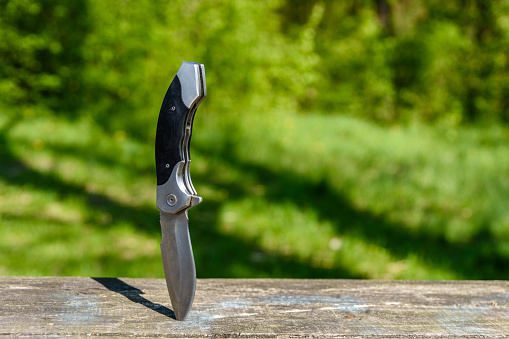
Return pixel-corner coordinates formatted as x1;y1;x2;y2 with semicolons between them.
1;0;509;279
1;0;317;137
0;0;88;114
282;0;509;124
2;0;509;128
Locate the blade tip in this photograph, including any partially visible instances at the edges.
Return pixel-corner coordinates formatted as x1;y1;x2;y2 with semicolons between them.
175;307;190;321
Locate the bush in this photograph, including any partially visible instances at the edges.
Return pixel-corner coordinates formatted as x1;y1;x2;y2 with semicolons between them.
1;0;509;130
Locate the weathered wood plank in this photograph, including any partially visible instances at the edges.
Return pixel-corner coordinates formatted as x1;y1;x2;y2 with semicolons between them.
0;277;508;338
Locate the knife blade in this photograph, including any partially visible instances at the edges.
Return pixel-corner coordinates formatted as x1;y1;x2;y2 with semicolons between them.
155;61;206;320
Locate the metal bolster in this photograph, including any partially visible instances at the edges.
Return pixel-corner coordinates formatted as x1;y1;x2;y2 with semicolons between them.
176;62;202;109
156;161;192;214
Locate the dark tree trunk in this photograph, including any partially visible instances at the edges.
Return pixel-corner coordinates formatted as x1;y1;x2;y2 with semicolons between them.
375;0;393;33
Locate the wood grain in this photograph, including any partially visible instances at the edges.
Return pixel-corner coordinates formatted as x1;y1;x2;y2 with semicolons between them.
1;277;508;338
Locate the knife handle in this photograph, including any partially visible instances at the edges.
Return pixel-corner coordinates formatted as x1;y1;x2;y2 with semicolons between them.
155;75;188;186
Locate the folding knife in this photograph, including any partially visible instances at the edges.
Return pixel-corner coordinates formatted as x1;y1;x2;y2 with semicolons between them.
155;61;206;321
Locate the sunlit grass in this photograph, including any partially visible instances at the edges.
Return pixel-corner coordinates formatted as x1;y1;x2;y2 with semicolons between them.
1;111;508;279
217;197;455;279
237;114;509;243
194;113;509;279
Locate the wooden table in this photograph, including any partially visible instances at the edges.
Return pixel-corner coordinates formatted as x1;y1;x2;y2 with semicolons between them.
1;277;508;338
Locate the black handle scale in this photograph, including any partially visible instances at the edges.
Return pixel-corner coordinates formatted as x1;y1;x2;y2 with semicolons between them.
155;75;188;186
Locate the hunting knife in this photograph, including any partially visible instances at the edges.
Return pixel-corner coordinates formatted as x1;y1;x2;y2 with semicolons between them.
155;61;206;321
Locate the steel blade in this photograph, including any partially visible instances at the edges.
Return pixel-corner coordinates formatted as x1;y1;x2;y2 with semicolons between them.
160;210;196;320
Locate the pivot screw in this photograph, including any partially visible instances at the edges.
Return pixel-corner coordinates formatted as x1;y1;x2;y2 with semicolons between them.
167;194;177;206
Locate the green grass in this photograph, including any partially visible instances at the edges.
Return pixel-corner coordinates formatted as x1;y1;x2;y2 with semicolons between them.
1;111;508;279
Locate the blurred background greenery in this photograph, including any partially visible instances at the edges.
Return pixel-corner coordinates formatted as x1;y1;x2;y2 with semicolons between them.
0;0;508;279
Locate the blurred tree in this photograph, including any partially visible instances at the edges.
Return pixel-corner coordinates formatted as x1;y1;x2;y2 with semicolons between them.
0;0;89;116
1;0;509;128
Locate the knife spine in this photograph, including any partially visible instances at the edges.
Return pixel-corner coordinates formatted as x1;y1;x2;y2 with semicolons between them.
179;63;206;197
